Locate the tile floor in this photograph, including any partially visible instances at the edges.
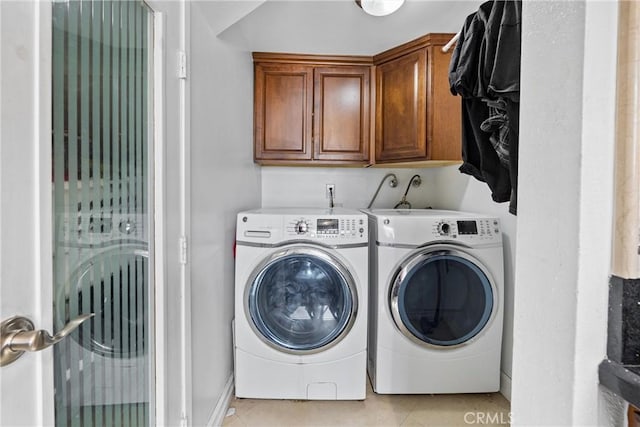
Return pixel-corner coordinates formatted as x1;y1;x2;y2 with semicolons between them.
222;381;511;426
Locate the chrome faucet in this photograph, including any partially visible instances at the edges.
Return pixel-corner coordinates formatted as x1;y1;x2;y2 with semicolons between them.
367;173;399;208
394;174;422;209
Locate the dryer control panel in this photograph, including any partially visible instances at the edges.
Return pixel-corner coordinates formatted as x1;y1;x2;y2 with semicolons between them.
367;209;501;247
432;218;501;243
435;219;499;236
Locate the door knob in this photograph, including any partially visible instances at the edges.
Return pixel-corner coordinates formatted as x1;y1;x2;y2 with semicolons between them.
0;314;94;367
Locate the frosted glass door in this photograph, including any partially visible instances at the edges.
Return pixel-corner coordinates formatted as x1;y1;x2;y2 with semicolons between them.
52;1;153;425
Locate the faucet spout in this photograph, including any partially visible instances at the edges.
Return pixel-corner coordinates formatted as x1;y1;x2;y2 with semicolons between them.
394;174;422;209
367;173;398;209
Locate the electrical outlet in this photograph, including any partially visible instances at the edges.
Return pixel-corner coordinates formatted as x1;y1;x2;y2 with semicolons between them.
325;184;336;199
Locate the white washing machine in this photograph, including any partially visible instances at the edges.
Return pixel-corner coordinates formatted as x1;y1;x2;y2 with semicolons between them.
53;210;149;406
364;209;504;394
234;208;368;400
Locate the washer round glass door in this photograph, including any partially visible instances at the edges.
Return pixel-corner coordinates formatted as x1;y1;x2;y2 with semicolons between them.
389;246;495;347
55;245;149;359
246;246;357;353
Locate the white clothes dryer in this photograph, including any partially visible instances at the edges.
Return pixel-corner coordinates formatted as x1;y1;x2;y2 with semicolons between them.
234;208;368;400
364;209;504;394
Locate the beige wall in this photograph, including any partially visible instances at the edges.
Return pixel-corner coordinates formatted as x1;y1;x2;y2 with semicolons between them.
511;1;620;425
189;3;263;425
612;0;640;279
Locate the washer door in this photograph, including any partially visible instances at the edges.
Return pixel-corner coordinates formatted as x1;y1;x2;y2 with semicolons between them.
246;246;358;353
389;246;495;348
55;245;149;359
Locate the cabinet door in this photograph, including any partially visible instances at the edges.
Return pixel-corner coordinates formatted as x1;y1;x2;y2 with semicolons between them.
254;63;314;161
313;66;370;163
375;49;428;162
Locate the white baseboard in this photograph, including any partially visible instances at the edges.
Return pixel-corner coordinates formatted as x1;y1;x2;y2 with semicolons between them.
500;371;512;402
206;374;235;427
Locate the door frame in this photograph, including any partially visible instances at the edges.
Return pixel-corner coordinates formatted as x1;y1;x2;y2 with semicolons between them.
151;6;166;426
38;0;55;422
1;1;168;424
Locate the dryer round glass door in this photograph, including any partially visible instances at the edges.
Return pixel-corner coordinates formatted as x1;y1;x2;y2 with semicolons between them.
389;247;495;347
246;246;357;353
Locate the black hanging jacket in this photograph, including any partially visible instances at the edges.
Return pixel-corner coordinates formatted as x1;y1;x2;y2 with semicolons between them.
449;0;521;213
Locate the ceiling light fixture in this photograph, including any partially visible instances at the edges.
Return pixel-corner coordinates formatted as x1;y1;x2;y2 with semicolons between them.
356;0;405;17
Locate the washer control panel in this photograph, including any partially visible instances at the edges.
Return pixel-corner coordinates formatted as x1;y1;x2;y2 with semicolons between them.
57;212;148;247
237;210;368;245
287;215;367;241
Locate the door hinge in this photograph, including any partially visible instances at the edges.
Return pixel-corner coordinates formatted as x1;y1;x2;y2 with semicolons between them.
177;51;187;79
179;236;188;265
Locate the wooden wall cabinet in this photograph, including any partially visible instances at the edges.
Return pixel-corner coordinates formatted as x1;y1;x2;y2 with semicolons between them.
252;34;460;167
254;63;314;162
373;34;461;164
253;53;371;165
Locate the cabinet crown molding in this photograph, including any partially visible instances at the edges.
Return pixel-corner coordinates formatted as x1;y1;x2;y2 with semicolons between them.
252;33;455;67
373;33;453;64
252;52;373;66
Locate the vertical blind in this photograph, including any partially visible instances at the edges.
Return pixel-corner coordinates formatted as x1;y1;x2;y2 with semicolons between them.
52;1;152;425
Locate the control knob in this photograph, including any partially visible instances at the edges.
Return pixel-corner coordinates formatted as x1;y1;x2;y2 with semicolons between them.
295;220;308;234
119;219;136;235
437;222;450;236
